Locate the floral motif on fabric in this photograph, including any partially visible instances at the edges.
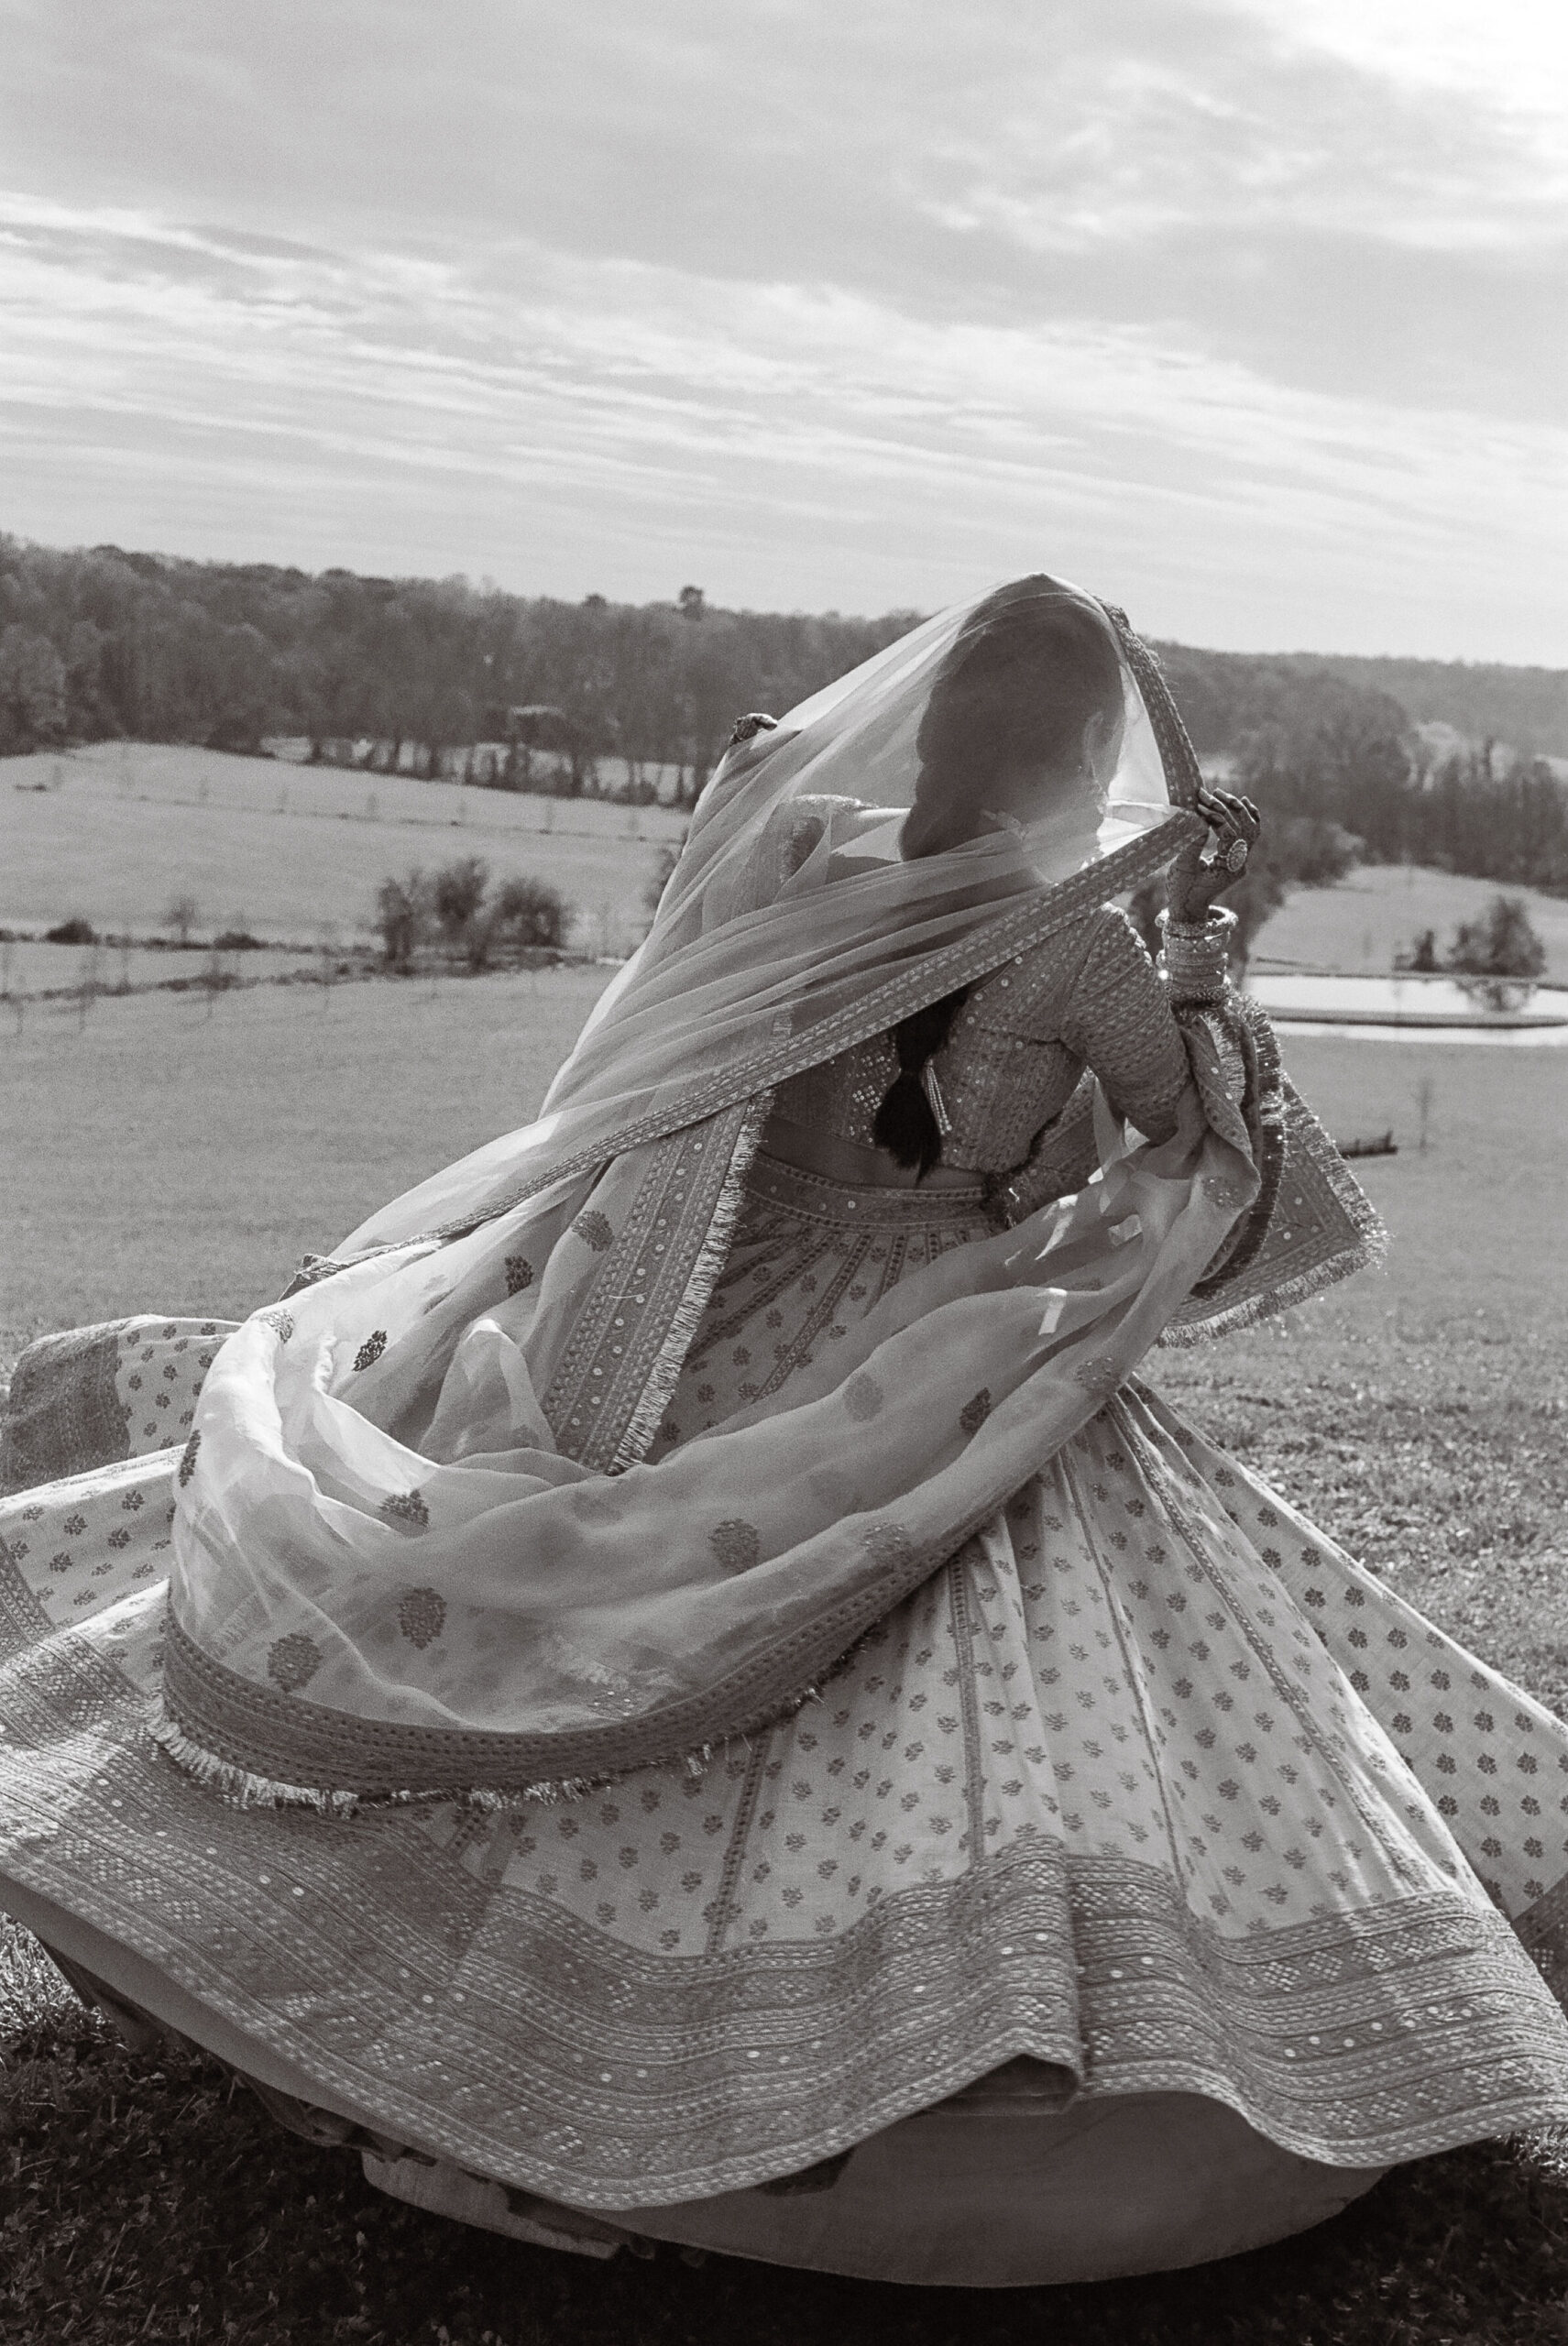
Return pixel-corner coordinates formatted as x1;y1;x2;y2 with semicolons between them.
843;1374;884;1424
177;1432;201;1487
397;1588;447;1650
380;1490;431;1532
258;1309;295;1343
352;1332;388;1372
709;1521;761;1572
959;1389;992;1437
572;1211;614;1255
504;1256;535;1296
266;1633;323;1692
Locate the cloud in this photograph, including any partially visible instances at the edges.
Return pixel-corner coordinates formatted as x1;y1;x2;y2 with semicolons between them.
0;0;1563;654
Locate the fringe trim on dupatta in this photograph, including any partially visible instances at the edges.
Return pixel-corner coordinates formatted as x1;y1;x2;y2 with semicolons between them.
609;1090;773;1474
1157;1069;1387;1347
148;1686;825;1814
1158;1147;1387;1342
148;1709;368;1814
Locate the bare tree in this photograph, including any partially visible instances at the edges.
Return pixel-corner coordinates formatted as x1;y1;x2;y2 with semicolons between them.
1445;894;1547;981
374;870;432;972
490;874;569;950
433;857;489;951
164;893;200;948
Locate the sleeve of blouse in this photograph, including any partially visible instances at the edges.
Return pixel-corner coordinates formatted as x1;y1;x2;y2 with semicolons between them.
990;907;1292;1295
1063;909;1291;1303
1057;907;1191;1143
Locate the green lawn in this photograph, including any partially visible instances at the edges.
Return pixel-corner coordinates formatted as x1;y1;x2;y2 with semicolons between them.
7;739;1568;987
5;983;1568;2342
1252;860;1568;981
1;742;685;957
0;966;613;1357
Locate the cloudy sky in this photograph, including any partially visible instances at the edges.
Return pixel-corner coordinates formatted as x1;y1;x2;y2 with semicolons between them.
1;0;1563;655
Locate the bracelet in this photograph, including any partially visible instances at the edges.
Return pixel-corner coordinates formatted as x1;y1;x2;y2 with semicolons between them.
1157;906;1236;1003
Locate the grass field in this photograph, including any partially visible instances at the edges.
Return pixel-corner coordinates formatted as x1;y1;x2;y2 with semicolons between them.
0;966;615;1357
6;740;1568;985
5;972;1568;2341
2;743;687;956
1254;860;1568;981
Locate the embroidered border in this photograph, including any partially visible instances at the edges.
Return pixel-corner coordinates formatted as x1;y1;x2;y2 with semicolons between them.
540;1109;754;1469
0;1534;54;1664
0;1321;132;1495
1161;1072;1387;1345
610;1094;772;1475
1517;1875;1568;2009
4;1715;1567;2206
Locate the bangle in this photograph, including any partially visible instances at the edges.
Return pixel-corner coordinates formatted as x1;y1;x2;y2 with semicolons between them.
1157;906;1235;1003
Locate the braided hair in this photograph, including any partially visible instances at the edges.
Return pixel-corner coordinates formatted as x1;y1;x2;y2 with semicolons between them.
872;987;970;1178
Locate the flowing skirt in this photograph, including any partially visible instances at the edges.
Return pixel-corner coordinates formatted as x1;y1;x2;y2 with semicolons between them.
4;1157;1568;2283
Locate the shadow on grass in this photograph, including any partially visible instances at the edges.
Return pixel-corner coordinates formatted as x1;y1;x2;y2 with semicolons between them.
5;2002;1568;2346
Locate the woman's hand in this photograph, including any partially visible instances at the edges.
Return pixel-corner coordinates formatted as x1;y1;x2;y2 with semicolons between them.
728;711;779;747
1167;786;1262;924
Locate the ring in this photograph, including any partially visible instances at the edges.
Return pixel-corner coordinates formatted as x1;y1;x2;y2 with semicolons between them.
1224;837;1250;872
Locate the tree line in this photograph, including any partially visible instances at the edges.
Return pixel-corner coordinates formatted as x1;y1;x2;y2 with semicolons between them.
2;532;1564;885
0;538;916;801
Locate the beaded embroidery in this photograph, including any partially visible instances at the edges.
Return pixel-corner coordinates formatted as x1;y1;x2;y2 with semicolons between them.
773;905;1190;1183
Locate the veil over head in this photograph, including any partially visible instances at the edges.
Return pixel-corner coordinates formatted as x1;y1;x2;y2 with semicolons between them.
155;576;1253;1810
338;576;1201;1256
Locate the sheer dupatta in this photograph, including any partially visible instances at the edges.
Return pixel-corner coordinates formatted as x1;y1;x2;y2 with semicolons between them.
155;580;1360;1808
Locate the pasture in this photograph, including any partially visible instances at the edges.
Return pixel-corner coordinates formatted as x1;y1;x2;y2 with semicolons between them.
6;739;1568;988
1254;858;1568;981
4;951;1568;2343
0;966;615;1356
1;743;686;957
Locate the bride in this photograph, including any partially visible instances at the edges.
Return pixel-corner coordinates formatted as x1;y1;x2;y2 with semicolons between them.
4;573;1568;2288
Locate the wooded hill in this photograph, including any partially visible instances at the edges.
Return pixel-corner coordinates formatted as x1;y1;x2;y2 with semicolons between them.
2;532;1564;889
1152;645;1568;764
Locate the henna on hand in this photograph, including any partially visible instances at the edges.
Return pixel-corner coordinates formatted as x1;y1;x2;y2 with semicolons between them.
728;711;780;747
1168;786;1262;923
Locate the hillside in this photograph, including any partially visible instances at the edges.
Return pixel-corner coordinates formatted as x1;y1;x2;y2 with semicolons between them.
6;742;1568;989
0;742;683;957
1149;642;1568;763
6;530;1566;776
1288;655;1568;760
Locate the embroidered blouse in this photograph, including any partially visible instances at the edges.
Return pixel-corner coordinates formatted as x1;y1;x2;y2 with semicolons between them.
771;904;1193;1219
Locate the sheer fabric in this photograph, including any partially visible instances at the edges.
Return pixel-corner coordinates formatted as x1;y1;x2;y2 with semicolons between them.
152;578;1305;1806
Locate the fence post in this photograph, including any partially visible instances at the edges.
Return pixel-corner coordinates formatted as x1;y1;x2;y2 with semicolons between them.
76;940;103;1034
318;922;338;1013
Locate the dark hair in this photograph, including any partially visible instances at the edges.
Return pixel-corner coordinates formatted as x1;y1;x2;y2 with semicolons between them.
873;581;1123;1176
903;581;1123;860
872;987;970;1178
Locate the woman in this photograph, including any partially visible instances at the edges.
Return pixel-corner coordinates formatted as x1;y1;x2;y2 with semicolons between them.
4;575;1568;2289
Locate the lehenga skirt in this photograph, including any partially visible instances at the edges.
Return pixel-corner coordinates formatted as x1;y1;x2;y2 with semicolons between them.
4;1154;1568;2285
